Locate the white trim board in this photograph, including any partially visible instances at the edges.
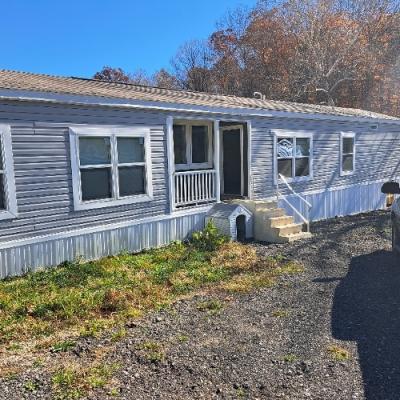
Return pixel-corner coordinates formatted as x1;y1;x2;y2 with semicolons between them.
0;205;213;250
0;125;17;221
220;125;245;197
272;129;314;185
69;126;154;211
0;88;398;126
173;120;213;171
340;131;356;177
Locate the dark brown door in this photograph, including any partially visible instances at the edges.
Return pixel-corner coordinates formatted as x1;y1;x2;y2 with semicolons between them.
222;128;242;196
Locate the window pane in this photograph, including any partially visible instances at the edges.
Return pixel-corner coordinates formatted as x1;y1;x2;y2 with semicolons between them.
278;159;293;178
173;125;187;164
81;168;112;201
0;174;4;210
343;137;354;154
118;166;145;197
296;138;310;157
295;158;310;177
342;155;354;172
277;138;293;158
192;125;209;164
117;137;144;163
79;137;111;166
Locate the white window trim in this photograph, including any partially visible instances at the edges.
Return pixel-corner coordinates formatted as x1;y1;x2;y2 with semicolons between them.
174;120;213;171
0;125;17;221
340;131;356;176
273;130;314;185
69;126;153;211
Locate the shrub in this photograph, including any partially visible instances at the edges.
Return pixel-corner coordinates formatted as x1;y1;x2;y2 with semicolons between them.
191;221;228;251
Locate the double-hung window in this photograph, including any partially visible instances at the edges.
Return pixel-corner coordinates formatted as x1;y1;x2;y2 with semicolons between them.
70;127;153;210
0;125;17;220
340;132;356;175
275;131;313;182
173;121;212;170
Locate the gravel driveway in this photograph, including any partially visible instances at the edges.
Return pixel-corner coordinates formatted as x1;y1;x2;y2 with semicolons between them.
1;211;398;400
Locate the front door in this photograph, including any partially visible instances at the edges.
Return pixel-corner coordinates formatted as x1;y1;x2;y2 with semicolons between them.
221;126;243;197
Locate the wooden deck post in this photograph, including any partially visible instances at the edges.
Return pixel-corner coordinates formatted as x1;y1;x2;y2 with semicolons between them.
166;116;176;213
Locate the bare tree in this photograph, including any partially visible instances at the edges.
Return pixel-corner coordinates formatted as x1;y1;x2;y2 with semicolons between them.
93;66;153;86
171;40;215;92
152;69;179;89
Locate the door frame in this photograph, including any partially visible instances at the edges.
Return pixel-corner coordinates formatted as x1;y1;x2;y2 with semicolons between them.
220;125;244;197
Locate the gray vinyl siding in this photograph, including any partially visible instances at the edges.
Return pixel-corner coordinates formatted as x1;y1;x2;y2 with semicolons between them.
250;117;400;200
0;101;169;243
0;98;399;245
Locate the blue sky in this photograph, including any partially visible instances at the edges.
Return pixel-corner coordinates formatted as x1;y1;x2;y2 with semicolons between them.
2;0;257;78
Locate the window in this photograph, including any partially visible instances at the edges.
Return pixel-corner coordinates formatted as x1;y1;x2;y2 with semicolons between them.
275;132;312;182
0;125;17;220
340;132;355;175
70;127;153;210
173;122;212;170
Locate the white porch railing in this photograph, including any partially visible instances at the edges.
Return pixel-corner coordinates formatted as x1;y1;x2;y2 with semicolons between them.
174;169;217;208
277;173;312;232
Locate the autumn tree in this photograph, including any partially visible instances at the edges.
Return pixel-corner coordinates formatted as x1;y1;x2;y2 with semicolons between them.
93;66;132;83
171;0;399;115
93;1;399;116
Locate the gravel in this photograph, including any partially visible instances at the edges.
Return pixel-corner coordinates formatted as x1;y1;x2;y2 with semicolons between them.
0;211;398;400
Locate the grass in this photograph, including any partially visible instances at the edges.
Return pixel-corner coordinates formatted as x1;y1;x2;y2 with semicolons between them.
282;354;298;362
24;379;40;392
0;233;302;350
327;344;350;361
272;309;289;318
197;299;224;315
111;327;127;342
137;341;165;362
51;361;120;400
0;223;305;400
176;334;189;343
51;340;76;353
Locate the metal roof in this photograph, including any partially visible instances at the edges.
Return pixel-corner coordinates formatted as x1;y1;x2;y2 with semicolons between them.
0;69;398;121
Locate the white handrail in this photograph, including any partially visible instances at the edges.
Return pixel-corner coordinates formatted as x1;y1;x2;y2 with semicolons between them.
278;174;312;208
277;191;308;225
175;169;216;175
277;174;312;232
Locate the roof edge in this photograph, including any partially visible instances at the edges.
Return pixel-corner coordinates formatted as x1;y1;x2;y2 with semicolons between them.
0;88;399;126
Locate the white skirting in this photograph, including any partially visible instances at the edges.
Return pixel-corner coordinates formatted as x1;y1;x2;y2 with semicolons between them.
279;181;388;223
0;211;207;278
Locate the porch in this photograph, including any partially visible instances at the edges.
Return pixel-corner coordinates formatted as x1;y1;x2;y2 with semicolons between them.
167;118;250;210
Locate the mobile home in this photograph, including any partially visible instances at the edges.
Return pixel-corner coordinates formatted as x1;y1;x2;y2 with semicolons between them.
0;70;399;276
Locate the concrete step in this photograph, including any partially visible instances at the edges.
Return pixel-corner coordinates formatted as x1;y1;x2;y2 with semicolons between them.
254;200;278;211
273;223;303;236
257;208;286;218
268;215;294;228
280;231;313;242
229;199;278;214
225;198;312;244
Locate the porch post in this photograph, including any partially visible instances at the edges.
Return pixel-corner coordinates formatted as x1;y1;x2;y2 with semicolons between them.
166;116;176;213
213;120;221;203
246;120;252;200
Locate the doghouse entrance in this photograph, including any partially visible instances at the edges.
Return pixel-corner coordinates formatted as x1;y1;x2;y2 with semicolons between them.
236;215;246;242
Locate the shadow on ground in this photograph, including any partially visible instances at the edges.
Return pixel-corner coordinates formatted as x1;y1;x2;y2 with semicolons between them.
332;250;400;400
